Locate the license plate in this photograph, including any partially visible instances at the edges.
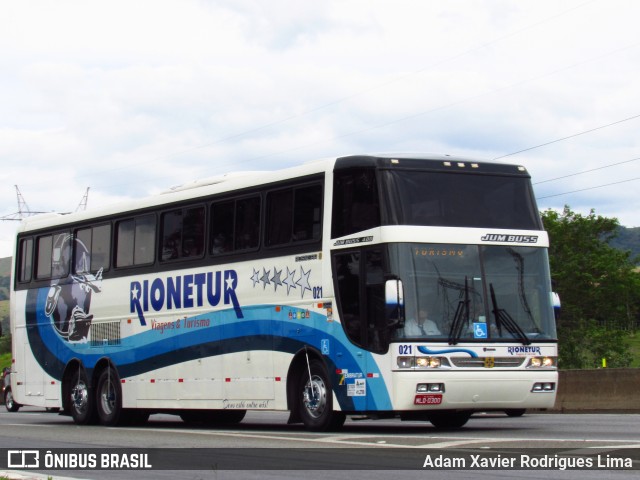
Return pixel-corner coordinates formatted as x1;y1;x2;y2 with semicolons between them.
414;394;442;405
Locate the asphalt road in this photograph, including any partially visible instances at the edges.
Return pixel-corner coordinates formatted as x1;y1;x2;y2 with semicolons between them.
0;408;639;480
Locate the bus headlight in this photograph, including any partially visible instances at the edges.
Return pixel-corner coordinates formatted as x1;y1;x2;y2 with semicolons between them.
397;356;447;369
397;356;413;368
415;356;441;368
527;356;556;368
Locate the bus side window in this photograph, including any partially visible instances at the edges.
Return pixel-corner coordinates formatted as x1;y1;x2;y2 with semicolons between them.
211;196;260;255
75;224;111;273
235;196;260;250
266;189;293;246
211;200;234;255
293;184;322;241
332;170;380;238
115;214;156;268
18;237;33;282
182;206;205;257
266;183;322;247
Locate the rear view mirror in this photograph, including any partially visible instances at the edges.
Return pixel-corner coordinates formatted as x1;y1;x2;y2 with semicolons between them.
551;292;561;320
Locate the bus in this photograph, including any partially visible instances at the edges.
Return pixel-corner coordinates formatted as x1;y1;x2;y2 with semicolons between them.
8;153;558;430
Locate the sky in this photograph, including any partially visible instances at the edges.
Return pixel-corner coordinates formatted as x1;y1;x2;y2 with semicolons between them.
1;0;639;258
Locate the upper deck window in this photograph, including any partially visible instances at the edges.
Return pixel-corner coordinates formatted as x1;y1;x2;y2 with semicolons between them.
382;170;542;230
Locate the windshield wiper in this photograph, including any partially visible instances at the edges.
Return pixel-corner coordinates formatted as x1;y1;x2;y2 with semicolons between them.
448;277;470;345
489;284;531;345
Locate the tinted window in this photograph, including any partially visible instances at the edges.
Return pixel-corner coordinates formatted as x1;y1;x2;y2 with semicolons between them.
332;170;380;238
36;235;53;279
333;247;387;353
266;190;292;246
210;196;260;255
18;237;33;282
35;232;70;279
116;219;135;267
134;215;156;265
160;206;205;261
116;214;156;267
382;170;542;230
266;184;322;246
75;224;111;273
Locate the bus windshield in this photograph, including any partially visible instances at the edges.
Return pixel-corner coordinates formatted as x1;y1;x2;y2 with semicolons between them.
388;243;556;342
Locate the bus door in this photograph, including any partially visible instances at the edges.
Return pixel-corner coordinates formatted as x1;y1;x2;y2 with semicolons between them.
333;247;387;410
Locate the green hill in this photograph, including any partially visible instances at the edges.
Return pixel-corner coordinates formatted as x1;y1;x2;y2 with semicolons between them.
0;257;9;301
609;226;640;264
0;256;10;277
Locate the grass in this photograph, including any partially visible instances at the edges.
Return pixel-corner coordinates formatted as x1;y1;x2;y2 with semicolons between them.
0;352;10;371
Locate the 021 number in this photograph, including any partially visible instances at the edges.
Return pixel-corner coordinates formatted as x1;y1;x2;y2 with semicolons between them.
398;345;412;355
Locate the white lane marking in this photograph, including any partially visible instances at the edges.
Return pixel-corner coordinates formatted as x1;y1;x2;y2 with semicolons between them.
114;426;640;450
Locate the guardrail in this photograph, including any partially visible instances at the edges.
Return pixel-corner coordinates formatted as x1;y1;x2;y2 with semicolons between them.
553;368;640;412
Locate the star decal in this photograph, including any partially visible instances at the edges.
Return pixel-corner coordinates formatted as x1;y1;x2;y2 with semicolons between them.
260;267;271;289
131;284;140;300
296;267;312;299
250;268;260;287
270;267;283;291
283;266;297;295
249;264;314;298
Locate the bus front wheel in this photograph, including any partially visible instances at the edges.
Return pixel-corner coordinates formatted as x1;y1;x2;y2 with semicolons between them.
428;412;471;429
299;359;345;431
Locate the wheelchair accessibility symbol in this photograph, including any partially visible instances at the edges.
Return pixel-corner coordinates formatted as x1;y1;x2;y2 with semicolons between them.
473;322;488;339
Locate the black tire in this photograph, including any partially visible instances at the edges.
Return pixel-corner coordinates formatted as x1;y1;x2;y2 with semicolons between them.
4;387;20;412
96;367;123;426
68;367;98;425
299;359;345;431
214;409;247;425
122;410;150;426
180;409;246;425
428;412;471;429
505;409;526;417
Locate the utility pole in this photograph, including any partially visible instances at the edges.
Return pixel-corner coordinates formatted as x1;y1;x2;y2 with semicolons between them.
76;187;90;212
0;185;47;221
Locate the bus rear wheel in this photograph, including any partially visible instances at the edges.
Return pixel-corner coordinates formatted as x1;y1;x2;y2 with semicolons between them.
505;409;526;417
299;359;345;431
69;367;98;425
4;387;20;412
180;409;247;425
96;367;123;426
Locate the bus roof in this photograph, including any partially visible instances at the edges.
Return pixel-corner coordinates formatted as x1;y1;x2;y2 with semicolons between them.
15;153;528;234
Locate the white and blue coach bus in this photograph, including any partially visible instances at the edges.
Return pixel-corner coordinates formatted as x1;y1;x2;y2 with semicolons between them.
8;154;558;430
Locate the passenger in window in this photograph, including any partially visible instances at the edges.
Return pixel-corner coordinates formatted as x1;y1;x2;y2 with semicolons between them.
403;309;441;337
211;234;228;254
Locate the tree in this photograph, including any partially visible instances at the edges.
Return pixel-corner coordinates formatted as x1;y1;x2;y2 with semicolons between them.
541;206;640;368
